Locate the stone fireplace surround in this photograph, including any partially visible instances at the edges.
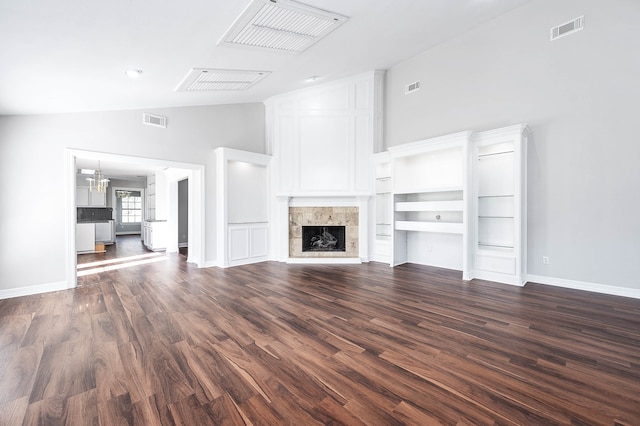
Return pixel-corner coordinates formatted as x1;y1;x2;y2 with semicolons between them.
277;196;369;263
289;206;359;258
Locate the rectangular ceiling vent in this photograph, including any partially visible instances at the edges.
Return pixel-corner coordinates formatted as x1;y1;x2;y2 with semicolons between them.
143;113;167;128
175;68;271;92
219;0;348;54
550;16;584;41
405;80;421;94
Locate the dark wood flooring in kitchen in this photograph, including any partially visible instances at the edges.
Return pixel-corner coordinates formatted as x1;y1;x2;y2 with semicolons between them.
1;260;639;425
77;234;153;265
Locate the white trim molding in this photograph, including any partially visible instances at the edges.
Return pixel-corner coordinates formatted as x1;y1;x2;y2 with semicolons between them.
527;274;640;300
0;281;70;300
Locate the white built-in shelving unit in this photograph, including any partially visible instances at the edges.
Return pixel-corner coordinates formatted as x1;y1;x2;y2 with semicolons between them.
386;131;471;276
375;125;529;286
372;151;392;263
469;124;530;285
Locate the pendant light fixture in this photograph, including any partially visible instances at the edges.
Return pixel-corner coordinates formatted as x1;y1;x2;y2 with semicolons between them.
86;161;110;193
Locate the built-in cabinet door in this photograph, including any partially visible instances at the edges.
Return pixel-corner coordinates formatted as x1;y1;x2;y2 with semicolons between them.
143;221;166;251
228;223;269;267
95;221;114;243
76;223;95;253
76;187;90;206
89;189;106;207
76;186;107;207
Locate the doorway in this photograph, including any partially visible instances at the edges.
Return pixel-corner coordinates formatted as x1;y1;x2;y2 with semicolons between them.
114;188;143;235
178;178;189;257
66;149;205;289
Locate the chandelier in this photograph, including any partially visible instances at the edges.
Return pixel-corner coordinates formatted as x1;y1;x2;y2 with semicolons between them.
116;190;131;198
87;161;110;193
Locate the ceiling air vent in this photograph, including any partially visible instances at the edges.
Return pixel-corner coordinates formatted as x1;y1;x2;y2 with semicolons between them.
143;113;167;128
405;80;421;95
550;16;584;41
175;68;270;92
219;0;348;54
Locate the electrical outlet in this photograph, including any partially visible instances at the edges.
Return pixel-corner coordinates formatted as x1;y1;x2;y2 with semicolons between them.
542;256;550;264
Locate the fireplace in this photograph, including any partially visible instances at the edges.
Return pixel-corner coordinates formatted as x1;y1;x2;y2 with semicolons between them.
302;226;346;252
289;206;359;258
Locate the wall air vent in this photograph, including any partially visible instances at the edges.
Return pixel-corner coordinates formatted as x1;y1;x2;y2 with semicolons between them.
405;80;421;94
175;68;270;92
143;113;167;128
219;0;348;54
550;16;584;41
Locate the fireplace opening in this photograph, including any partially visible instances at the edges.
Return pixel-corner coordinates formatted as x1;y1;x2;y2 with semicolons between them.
302;226;346;252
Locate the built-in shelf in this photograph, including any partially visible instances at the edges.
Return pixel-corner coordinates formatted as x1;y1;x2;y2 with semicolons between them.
384;131;471;271
395;220;464;234
394;186;463;195
395;200;464;212
479;243;514;249
470;124;529;285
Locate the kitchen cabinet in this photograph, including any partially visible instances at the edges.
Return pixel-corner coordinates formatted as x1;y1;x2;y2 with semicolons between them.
76;223;95;253
143;220;166;251
95;220;115;244
76;186;107;207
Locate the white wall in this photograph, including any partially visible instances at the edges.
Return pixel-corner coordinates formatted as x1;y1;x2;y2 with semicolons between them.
384;0;640;291
0;103;264;293
228;161;269;224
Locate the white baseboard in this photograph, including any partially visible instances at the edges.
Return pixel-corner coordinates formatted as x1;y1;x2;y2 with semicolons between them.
0;280;70;300
201;259;219;268
526;274;640;300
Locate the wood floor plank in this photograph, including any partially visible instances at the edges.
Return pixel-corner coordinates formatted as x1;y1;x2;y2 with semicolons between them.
0;343;42;405
1;251;639;424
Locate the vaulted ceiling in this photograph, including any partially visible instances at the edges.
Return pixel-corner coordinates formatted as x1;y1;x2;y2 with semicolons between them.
0;0;531;116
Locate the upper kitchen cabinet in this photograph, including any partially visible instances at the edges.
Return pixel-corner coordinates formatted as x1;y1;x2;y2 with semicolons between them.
76;186;107;207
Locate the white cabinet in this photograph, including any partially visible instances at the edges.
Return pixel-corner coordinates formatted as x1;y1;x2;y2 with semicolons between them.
469;125;529;285
143;220;166;251
76;186;107;207
386;132;471;276
375;125;529;286
76;223;95;253
95;220;115;244
228;223;269;267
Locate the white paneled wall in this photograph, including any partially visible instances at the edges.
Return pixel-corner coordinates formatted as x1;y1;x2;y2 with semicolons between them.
266;70;385;197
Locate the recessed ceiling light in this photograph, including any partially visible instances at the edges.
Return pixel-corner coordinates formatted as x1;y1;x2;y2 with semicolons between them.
306;75;319;82
124;69;143;78
80;169;95;175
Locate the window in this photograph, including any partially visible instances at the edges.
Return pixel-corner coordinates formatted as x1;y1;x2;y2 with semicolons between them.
121;195;142;223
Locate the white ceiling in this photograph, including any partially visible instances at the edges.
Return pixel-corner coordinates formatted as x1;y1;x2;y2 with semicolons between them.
0;0;531;117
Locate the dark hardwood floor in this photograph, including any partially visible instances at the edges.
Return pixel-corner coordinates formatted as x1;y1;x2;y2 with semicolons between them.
77;234;155;265
1;258;639;425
